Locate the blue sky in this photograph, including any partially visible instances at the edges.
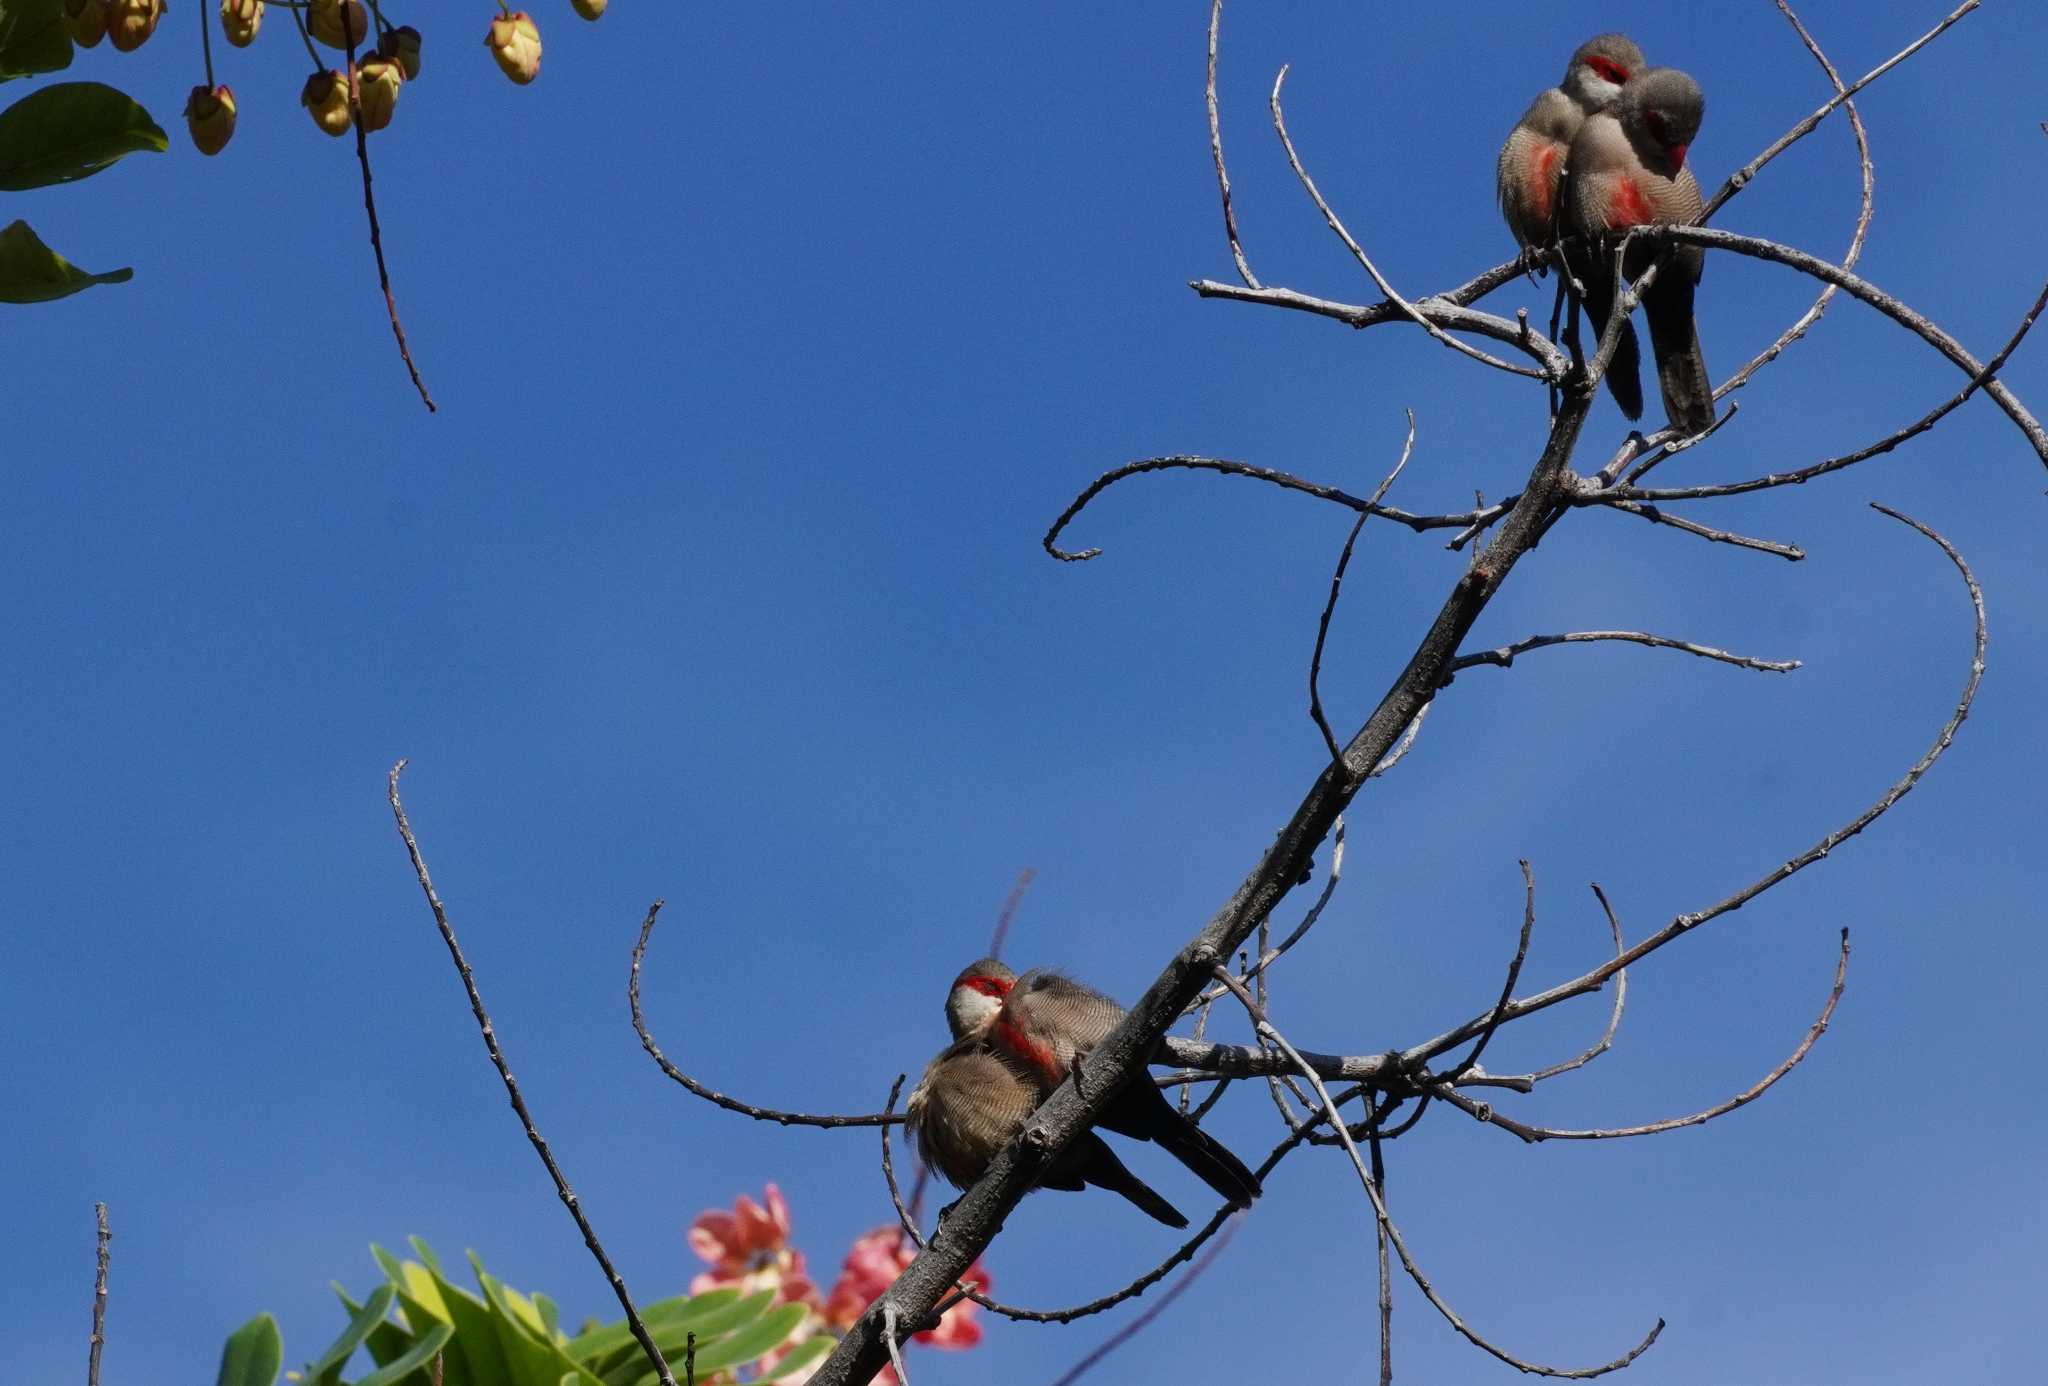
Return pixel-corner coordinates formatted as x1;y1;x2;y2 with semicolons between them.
6;4;2045;1383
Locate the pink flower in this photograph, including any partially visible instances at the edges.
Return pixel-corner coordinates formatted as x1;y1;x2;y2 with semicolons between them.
821;1227;990;1350
686;1184;819;1307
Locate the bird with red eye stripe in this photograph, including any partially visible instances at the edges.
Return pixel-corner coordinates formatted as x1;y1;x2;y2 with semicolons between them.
1564;66;1715;437
1497;34;1647;266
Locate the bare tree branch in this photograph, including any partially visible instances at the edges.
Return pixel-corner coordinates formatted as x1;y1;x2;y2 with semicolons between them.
1212;968;1663;1379
631;902;900;1128
1445;630;1801;680
1511;884;1629;1086
87;1202;108;1386
388;763;676;1386
1311;412;1417;759
1440;928;1849;1144
1205;0;1257;290
1439;862;1537;1085
1046;1216;1243;1386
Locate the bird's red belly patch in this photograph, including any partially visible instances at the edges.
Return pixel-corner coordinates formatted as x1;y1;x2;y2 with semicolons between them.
1528;145;1559;219
994;1016;1062;1085
1608;176;1652;227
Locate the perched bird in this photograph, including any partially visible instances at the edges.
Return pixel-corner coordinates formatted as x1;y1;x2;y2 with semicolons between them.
907;1036;1190;1227
983;963;1263;1210
1496;33;1647;254
1497;33;1649;419
1564;66;1716;435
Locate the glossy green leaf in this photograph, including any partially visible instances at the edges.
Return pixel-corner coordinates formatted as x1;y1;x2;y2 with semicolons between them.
532;1293;563;1343
684;1302;809;1377
755;1335;833;1382
215;1313;284;1386
0;0;71;82
593;1291;769;1385
466;1258;601;1386
562;1292;717;1366
407;1236;449;1280
305;1283;395;1386
332;1285;418;1374
0;80;164;189
410;1256;520;1386
0;218;128;302
353;1322;453;1386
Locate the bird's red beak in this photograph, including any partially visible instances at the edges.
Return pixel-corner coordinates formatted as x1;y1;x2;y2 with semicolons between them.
1667;142;1689;171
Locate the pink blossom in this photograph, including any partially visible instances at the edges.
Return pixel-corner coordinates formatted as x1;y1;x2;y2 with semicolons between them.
686;1183;819;1307
822;1226;990;1349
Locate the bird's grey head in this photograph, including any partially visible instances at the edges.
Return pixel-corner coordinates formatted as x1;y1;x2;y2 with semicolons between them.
945;957;1017;1040
1562;33;1647;113
1618;67;1706;172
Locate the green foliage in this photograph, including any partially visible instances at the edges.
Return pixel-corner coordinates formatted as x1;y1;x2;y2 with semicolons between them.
0;216;127;300
0;0;71;83
0;79;167;189
218;1242;821;1386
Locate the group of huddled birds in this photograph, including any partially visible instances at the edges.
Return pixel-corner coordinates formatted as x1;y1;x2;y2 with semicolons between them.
904;35;1716;1232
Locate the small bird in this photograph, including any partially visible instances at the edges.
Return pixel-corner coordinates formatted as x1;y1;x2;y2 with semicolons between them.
1497;33;1647;254
1564;66;1716;435
1497;33;1649;419
907;1036;1190;1227
980;962;1263;1211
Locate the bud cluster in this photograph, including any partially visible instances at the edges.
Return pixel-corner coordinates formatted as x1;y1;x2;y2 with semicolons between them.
58;1;608;155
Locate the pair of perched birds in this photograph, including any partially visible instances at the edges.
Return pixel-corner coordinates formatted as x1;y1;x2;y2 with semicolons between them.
1497;33;1714;435
907;959;1261;1227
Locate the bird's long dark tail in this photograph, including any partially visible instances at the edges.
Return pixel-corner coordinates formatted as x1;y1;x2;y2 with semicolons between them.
1578;267;1646;422
1070;1132;1189;1228
1105;1081;1263;1209
1645;268;1715;436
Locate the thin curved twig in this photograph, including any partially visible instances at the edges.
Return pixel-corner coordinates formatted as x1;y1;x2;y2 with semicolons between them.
1699;0;1979;224
388;763;677;1386
1439;861;1536;1085
1043;455;1485;562
1192;817;1346;1009
1205;0;1257;290
1595;498;1807;562
1270;64;1549;381
1309;412;1417;760
1046;1217;1243;1386
1407;504;1985;1067
1710;1;1876;407
1441;928;1849;1144
985;867;1037;964
1500;883;1628;1086
1212;968;1664;1379
630;902;899;1128
1444;631;1801;681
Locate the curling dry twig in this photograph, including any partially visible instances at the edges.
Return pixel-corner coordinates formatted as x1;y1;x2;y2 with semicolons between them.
1445;631;1801;681
1441;928;1849;1144
1046;1217;1244;1386
1439;862;1537;1085
1205;0;1256;289
1509;884;1629;1085
1212;968;1663;1378
1270;66;1544;381
1309;412;1417;759
345;36;433;411
985;867;1037;964
387;763;675;1386
1408;504;1984;1069
631;903;899;1128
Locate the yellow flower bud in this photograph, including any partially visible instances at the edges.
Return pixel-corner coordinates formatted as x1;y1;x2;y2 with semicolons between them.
62;0;107;48
377;24;421;80
571;0;605;19
485;11;541;85
103;0;163;52
218;0;260;46
184;84;237;156
300;69;351;138
306;0;366;49
353;56;402;133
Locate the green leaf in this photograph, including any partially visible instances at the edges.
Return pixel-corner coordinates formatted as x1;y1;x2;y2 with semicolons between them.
532;1293;563;1344
216;1313;284;1386
407;1236;449;1281
354;1322;454;1386
0;0;71;83
305;1283;395;1386
0;80;164;189
755;1335;833;1382
464;1256;601;1386
592;1292;768;1385
332;1285;418;1375
563;1293;717;1367
684;1303;809;1378
0;218;128;302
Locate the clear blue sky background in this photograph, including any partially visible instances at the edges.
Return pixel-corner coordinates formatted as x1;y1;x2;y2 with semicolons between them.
6;4;2044;1383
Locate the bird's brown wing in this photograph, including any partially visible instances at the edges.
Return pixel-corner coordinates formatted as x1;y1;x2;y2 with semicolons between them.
909;1041;1041;1190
